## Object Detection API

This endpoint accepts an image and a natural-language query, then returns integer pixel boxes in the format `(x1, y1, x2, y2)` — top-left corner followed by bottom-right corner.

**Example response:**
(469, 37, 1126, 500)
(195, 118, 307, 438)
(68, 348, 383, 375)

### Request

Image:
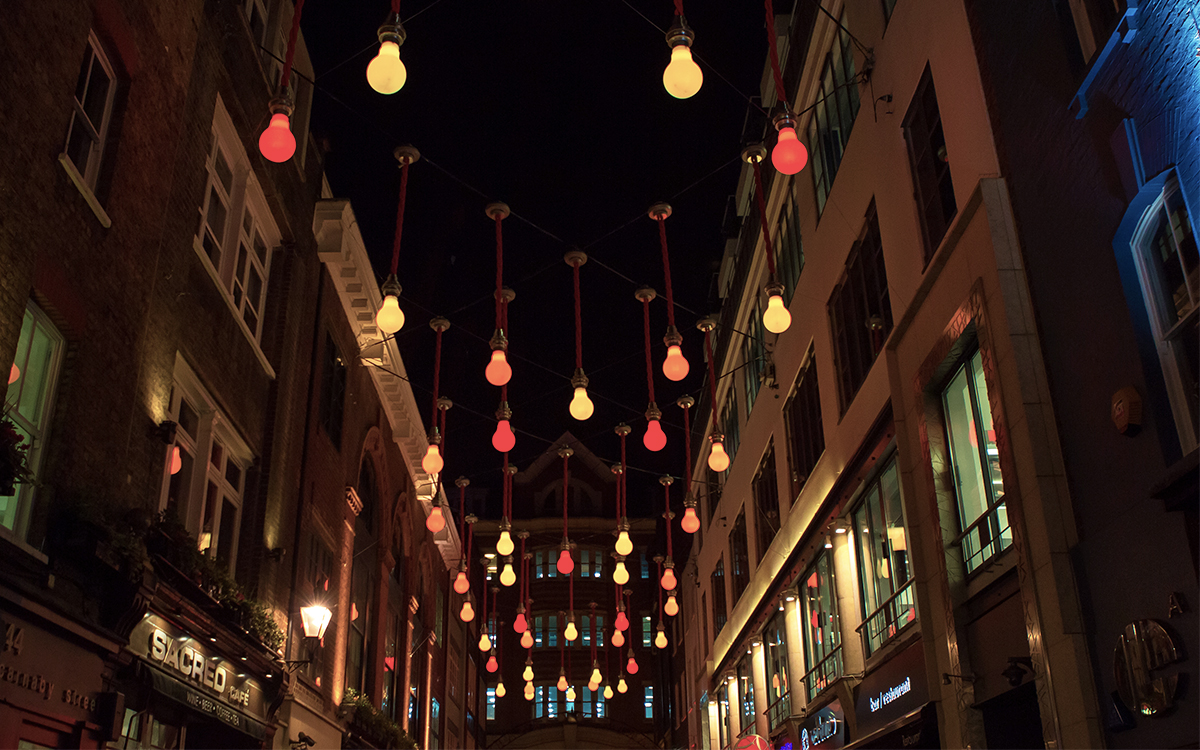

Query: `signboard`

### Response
(853, 639, 929, 738)
(799, 699, 844, 750)
(129, 614, 269, 734)
(0, 608, 106, 721)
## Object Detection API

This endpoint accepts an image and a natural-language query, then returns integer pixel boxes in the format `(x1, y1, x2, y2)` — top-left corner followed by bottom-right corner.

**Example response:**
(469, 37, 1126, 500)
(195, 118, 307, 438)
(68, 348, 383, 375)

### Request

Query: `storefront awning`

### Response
(844, 702, 937, 749)
(144, 664, 269, 741)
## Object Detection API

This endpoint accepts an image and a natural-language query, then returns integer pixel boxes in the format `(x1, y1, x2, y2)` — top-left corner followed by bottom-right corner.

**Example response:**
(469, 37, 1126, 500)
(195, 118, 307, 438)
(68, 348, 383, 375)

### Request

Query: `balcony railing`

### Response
(955, 500, 1013, 574)
(766, 691, 791, 731)
(803, 645, 843, 700)
(857, 579, 917, 656)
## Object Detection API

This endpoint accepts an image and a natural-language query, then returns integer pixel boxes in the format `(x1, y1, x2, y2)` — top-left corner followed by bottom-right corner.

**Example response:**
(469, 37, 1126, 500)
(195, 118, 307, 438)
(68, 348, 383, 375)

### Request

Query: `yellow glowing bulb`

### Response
(478, 633, 491, 652)
(495, 681, 506, 698)
(763, 293, 791, 334)
(459, 600, 474, 622)
(662, 344, 689, 381)
(564, 621, 579, 641)
(665, 595, 679, 616)
(615, 530, 633, 556)
(708, 440, 730, 472)
(613, 561, 630, 585)
(612, 628, 626, 648)
(524, 682, 535, 700)
(520, 630, 533, 649)
(590, 667, 602, 684)
(604, 684, 614, 699)
(617, 677, 628, 693)
(523, 664, 534, 681)
(497, 530, 515, 556)
(557, 673, 568, 691)
(376, 294, 405, 335)
(500, 562, 516, 587)
(566, 686, 577, 701)
(655, 629, 668, 649)
(663, 44, 703, 99)
(366, 40, 407, 94)
(422, 444, 444, 474)
(569, 386, 595, 420)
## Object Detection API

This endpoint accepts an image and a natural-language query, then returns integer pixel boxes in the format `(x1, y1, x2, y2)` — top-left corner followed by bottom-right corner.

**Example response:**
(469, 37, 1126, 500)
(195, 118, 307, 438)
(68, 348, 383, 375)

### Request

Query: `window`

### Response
(783, 348, 824, 501)
(711, 557, 727, 634)
(642, 615, 653, 648)
(743, 303, 766, 412)
(194, 97, 279, 344)
(319, 333, 346, 448)
(829, 203, 892, 412)
(640, 550, 650, 579)
(701, 592, 709, 648)
(1130, 177, 1199, 452)
(486, 687, 496, 721)
(752, 445, 780, 562)
(853, 455, 916, 655)
(705, 464, 723, 523)
(160, 356, 251, 572)
(644, 685, 654, 719)
(579, 548, 604, 578)
(943, 349, 1012, 573)
(580, 614, 604, 646)
(242, 0, 268, 49)
(3, 302, 65, 539)
(800, 551, 842, 699)
(63, 32, 116, 193)
(722, 388, 741, 463)
(764, 611, 791, 730)
(718, 686, 731, 749)
(806, 12, 861, 215)
(737, 654, 755, 733)
(775, 194, 805, 299)
(434, 583, 444, 644)
(429, 697, 441, 750)
(730, 510, 750, 595)
(484, 555, 498, 582)
(580, 687, 605, 718)
(904, 66, 956, 262)
(345, 555, 372, 693)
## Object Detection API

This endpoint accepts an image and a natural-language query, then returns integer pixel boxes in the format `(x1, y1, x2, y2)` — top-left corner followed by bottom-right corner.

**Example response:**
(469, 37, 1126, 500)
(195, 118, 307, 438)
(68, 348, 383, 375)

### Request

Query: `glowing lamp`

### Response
(613, 560, 630, 585)
(521, 630, 533, 648)
(258, 112, 296, 163)
(763, 292, 791, 334)
(454, 571, 469, 595)
(495, 681, 506, 698)
(557, 548, 574, 576)
(169, 446, 183, 475)
(497, 529, 515, 556)
(681, 506, 700, 533)
(569, 386, 595, 420)
(367, 40, 407, 94)
(500, 562, 516, 587)
(524, 682, 535, 700)
(486, 654, 498, 673)
(615, 610, 629, 631)
(662, 345, 689, 381)
(604, 683, 614, 699)
(376, 294, 405, 335)
(7, 364, 19, 384)
(492, 419, 516, 453)
(663, 45, 703, 99)
(299, 604, 332, 639)
(615, 530, 633, 556)
(617, 676, 628, 693)
(459, 600, 475, 622)
(557, 672, 568, 691)
(708, 439, 730, 472)
(425, 505, 445, 534)
(566, 686, 577, 702)
(513, 611, 527, 633)
(661, 567, 677, 591)
(523, 664, 534, 682)
(478, 632, 491, 652)
(665, 595, 679, 617)
(421, 444, 443, 475)
(612, 628, 626, 648)
(626, 653, 639, 675)
(771, 125, 808, 175)
(590, 666, 603, 685)
(588, 679, 599, 692)
(485, 350, 512, 386)
(655, 628, 668, 649)
(564, 619, 579, 642)
(644, 419, 667, 451)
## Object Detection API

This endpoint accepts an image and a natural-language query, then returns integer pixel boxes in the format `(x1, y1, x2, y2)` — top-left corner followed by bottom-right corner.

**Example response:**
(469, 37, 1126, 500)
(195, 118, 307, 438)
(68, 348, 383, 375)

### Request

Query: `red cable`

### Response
(495, 214, 504, 329)
(562, 453, 570, 538)
(458, 483, 467, 565)
(705, 327, 721, 434)
(655, 218, 678, 330)
(279, 0, 305, 90)
(656, 560, 664, 613)
(519, 534, 527, 604)
(390, 159, 410, 276)
(503, 454, 510, 518)
(466, 520, 473, 569)
(618, 431, 628, 518)
(391, 0, 401, 15)
(764, 0, 790, 107)
(664, 482, 674, 559)
(751, 160, 778, 277)
(673, 0, 685, 16)
(480, 569, 488, 625)
(682, 406, 693, 498)
(641, 298, 656, 405)
(615, 464, 622, 526)
(572, 262, 583, 370)
(431, 326, 443, 418)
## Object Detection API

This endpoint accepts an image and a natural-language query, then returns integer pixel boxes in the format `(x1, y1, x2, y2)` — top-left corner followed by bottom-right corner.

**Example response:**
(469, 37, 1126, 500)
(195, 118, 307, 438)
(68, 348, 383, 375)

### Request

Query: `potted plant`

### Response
(0, 413, 33, 496)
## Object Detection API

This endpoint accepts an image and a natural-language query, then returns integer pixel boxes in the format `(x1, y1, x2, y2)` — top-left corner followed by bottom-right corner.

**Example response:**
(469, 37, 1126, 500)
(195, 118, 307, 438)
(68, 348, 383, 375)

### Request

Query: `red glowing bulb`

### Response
(557, 548, 574, 576)
(514, 613, 527, 633)
(615, 611, 629, 631)
(453, 571, 469, 595)
(644, 419, 667, 451)
(492, 419, 516, 452)
(169, 446, 183, 475)
(771, 126, 808, 175)
(681, 506, 700, 534)
(486, 655, 498, 673)
(626, 654, 639, 675)
(258, 113, 296, 163)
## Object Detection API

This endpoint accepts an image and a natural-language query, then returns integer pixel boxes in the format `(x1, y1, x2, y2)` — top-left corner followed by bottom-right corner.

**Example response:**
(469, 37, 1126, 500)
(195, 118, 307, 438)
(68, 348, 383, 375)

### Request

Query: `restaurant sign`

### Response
(800, 700, 844, 750)
(854, 639, 928, 738)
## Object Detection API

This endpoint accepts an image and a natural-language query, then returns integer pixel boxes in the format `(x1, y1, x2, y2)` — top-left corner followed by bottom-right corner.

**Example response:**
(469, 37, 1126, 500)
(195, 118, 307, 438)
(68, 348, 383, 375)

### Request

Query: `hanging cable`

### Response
(566, 251, 594, 421)
(650, 203, 690, 383)
(485, 203, 513, 387)
(746, 148, 793, 334)
(677, 397, 700, 533)
(636, 288, 667, 452)
(375, 147, 419, 335)
(702, 320, 731, 472)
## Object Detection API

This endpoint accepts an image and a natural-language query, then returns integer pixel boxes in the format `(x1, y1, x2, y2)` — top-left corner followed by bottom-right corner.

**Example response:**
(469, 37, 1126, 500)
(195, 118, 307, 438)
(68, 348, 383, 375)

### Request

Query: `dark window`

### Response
(319, 333, 346, 447)
(806, 12, 861, 215)
(743, 303, 767, 413)
(723, 388, 741, 462)
(711, 557, 727, 634)
(783, 349, 824, 501)
(828, 203, 892, 413)
(701, 591, 709, 648)
(705, 465, 723, 524)
(776, 195, 805, 300)
(752, 444, 780, 563)
(904, 66, 956, 262)
(730, 509, 750, 596)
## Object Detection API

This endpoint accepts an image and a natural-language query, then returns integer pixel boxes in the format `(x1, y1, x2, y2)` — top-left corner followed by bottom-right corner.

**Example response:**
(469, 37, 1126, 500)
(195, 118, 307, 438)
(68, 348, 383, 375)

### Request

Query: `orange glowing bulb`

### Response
(612, 628, 625, 648)
(661, 568, 677, 591)
(644, 419, 667, 451)
(681, 506, 700, 533)
(453, 570, 469, 594)
(459, 600, 475, 622)
(492, 419, 516, 452)
(557, 548, 574, 575)
(771, 126, 808, 175)
(485, 349, 512, 386)
(662, 344, 689, 381)
(708, 440, 730, 472)
(520, 630, 533, 649)
(617, 676, 628, 693)
(169, 446, 183, 475)
(655, 629, 667, 649)
(425, 505, 445, 533)
(495, 681, 506, 698)
(665, 595, 679, 616)
(258, 112, 296, 163)
(421, 444, 443, 474)
(486, 655, 498, 673)
(557, 673, 568, 691)
(626, 654, 639, 674)
(524, 682, 535, 700)
(7, 364, 19, 384)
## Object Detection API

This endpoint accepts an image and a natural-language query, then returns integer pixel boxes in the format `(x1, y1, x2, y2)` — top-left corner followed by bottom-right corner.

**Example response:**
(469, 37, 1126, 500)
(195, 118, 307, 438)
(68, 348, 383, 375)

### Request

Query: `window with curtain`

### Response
(800, 551, 842, 699)
(853, 455, 916, 655)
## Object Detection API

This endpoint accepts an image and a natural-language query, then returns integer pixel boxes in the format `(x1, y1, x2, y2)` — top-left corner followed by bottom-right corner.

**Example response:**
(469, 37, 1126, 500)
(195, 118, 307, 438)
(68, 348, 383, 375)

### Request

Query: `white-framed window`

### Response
(194, 96, 279, 345)
(1130, 176, 1199, 453)
(63, 31, 117, 192)
(160, 354, 252, 571)
(3, 302, 66, 540)
(242, 0, 268, 50)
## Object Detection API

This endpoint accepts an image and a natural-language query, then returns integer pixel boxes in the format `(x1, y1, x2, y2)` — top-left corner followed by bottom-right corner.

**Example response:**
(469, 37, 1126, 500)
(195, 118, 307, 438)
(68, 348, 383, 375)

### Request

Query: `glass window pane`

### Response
(81, 60, 111, 131)
(943, 363, 988, 528)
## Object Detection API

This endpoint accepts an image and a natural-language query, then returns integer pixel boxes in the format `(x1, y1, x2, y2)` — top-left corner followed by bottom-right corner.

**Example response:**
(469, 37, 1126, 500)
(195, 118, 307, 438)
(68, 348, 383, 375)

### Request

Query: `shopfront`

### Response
(118, 613, 277, 748)
(846, 640, 937, 749)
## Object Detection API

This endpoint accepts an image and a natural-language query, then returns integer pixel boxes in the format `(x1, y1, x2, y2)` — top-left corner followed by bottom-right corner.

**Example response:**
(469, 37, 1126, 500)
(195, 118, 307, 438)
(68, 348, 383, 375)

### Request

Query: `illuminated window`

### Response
(486, 687, 496, 720)
(640, 551, 650, 579)
(783, 348, 824, 502)
(854, 455, 916, 654)
(63, 32, 116, 194)
(738, 654, 755, 731)
(429, 697, 441, 750)
(806, 11, 861, 215)
(763, 611, 791, 731)
(642, 616, 653, 648)
(904, 66, 956, 263)
(800, 551, 842, 699)
(644, 685, 654, 719)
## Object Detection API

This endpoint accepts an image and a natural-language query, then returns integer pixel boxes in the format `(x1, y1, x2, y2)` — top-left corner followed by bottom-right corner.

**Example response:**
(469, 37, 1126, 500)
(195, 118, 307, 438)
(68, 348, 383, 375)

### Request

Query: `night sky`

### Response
(301, 0, 769, 520)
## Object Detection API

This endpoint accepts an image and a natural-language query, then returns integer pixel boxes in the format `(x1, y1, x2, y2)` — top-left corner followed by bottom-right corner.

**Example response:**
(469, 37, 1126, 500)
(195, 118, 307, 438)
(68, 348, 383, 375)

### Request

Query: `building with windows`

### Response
(679, 1, 1197, 749)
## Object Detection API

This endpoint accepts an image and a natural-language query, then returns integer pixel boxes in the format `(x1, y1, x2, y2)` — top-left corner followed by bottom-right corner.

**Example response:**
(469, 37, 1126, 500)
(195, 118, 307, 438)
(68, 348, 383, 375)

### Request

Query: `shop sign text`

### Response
(869, 677, 911, 712)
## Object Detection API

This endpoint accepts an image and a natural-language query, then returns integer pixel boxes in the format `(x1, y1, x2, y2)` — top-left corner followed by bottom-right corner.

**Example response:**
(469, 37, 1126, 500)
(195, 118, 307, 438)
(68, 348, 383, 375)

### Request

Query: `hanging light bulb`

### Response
(425, 504, 446, 534)
(590, 664, 603, 685)
(523, 662, 534, 682)
(376, 276, 406, 335)
(617, 676, 628, 694)
(478, 632, 491, 652)
(513, 608, 527, 633)
(459, 600, 475, 622)
(8, 363, 19, 384)
(454, 570, 469, 595)
(763, 286, 791, 334)
(486, 654, 498, 672)
(615, 609, 629, 632)
(644, 418, 667, 452)
(612, 628, 626, 648)
(495, 680, 506, 698)
(258, 100, 296, 163)
(655, 626, 668, 650)
(169, 445, 183, 475)
(566, 685, 577, 702)
(588, 678, 599, 692)
(771, 113, 808, 175)
(681, 503, 700, 534)
(662, 14, 702, 99)
(615, 526, 634, 556)
(421, 438, 444, 474)
(524, 681, 535, 701)
(569, 386, 594, 420)
(557, 546, 574, 576)
(613, 559, 630, 586)
(497, 527, 515, 556)
(500, 561, 516, 587)
(662, 328, 689, 381)
(557, 671, 568, 691)
(661, 564, 677, 591)
(564, 617, 579, 642)
(604, 682, 614, 700)
(492, 402, 516, 452)
(366, 16, 407, 94)
(485, 348, 512, 387)
(521, 629, 534, 649)
(626, 651, 639, 675)
(665, 594, 679, 617)
(708, 436, 730, 472)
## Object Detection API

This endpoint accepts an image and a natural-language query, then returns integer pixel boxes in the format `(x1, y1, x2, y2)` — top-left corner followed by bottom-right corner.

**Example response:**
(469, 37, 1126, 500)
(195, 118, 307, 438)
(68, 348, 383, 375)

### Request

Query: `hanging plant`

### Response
(0, 412, 34, 497)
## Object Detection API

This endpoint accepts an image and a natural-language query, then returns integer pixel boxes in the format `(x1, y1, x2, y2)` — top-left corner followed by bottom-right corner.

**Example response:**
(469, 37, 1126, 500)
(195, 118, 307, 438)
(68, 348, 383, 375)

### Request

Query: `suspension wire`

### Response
(641, 298, 656, 406)
(704, 327, 721, 435)
(390, 158, 411, 276)
(750, 159, 778, 278)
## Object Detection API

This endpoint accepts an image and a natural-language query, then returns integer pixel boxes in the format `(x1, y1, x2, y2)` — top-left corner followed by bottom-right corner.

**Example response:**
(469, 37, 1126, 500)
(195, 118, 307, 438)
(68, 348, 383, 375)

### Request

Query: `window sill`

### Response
(58, 154, 112, 229)
(0, 523, 50, 565)
(189, 236, 277, 379)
